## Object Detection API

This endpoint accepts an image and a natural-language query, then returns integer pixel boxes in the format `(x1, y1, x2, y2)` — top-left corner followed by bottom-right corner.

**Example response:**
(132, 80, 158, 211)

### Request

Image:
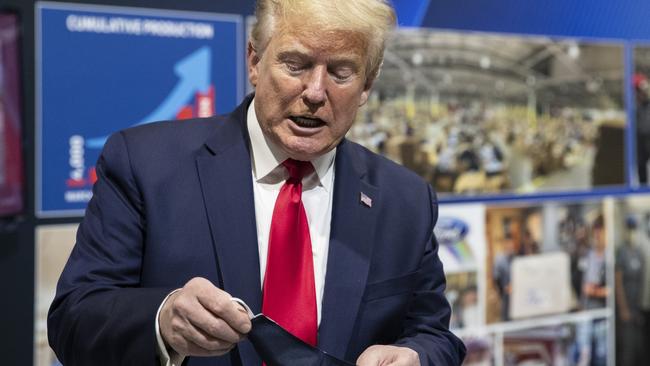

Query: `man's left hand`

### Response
(356, 345, 420, 366)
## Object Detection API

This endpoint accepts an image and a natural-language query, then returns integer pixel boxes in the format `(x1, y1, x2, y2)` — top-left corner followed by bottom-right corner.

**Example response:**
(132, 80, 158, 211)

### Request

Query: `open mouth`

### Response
(289, 116, 326, 128)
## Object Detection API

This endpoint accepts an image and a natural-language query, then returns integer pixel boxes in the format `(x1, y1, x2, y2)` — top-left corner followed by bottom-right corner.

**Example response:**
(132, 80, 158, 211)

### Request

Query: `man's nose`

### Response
(302, 66, 327, 105)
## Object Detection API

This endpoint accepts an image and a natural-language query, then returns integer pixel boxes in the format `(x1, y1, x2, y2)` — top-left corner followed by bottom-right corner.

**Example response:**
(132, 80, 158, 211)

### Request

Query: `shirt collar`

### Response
(247, 98, 336, 191)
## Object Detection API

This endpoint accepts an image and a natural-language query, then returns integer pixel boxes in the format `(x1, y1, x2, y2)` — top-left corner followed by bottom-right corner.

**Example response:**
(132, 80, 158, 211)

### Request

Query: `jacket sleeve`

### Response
(47, 131, 173, 366)
(394, 184, 467, 365)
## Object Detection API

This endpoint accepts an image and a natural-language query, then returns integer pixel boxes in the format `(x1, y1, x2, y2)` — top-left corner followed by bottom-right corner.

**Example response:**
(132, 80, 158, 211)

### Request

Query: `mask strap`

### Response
(231, 297, 255, 319)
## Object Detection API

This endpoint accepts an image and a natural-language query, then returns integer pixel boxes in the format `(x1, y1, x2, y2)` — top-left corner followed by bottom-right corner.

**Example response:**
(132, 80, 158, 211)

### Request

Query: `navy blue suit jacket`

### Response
(48, 95, 465, 365)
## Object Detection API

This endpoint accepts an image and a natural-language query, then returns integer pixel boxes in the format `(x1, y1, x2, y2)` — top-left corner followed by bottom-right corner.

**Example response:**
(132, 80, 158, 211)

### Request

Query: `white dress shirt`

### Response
(157, 99, 335, 366)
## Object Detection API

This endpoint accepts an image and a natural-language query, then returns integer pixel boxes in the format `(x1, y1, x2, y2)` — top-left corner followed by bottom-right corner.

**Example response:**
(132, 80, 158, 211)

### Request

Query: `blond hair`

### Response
(251, 0, 396, 81)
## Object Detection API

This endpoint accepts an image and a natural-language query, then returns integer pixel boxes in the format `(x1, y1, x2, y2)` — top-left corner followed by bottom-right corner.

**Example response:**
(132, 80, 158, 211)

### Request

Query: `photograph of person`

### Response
(486, 206, 543, 323)
(611, 196, 650, 366)
(557, 206, 609, 313)
(633, 48, 650, 185)
(614, 217, 644, 366)
(485, 201, 607, 324)
(347, 30, 626, 197)
(446, 272, 480, 330)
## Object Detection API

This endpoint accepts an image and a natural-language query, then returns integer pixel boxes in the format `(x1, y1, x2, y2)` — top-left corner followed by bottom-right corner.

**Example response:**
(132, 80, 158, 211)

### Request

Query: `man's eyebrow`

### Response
(327, 59, 359, 70)
(276, 50, 309, 60)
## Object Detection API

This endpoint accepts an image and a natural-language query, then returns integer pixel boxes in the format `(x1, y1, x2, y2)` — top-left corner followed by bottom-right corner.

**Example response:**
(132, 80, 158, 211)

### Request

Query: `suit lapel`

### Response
(195, 97, 262, 365)
(318, 140, 379, 360)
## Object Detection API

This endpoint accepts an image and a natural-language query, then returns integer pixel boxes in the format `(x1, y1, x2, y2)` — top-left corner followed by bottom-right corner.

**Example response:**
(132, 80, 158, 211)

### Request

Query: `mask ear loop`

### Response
(231, 297, 255, 319)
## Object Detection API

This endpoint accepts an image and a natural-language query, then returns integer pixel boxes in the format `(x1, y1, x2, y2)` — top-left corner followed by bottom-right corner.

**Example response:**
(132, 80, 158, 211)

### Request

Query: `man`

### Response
(582, 215, 607, 310)
(492, 234, 515, 321)
(48, 1, 465, 365)
(614, 216, 645, 366)
(635, 73, 650, 184)
(575, 215, 608, 366)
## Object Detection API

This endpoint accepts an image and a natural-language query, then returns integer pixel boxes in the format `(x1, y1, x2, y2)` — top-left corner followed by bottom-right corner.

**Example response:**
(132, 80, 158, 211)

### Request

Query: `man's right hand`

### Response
(160, 277, 252, 357)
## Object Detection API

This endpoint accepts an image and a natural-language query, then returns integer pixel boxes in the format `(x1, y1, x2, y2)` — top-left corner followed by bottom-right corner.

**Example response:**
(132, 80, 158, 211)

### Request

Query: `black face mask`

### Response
(232, 298, 355, 366)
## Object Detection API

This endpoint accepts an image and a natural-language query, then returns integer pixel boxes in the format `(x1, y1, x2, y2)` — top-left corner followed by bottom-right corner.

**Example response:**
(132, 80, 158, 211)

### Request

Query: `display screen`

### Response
(0, 11, 23, 217)
(349, 29, 626, 199)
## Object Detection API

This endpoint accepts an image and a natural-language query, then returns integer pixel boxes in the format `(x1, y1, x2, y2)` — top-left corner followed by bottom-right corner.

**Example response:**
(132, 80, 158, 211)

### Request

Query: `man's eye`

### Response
(285, 62, 303, 73)
(331, 69, 353, 82)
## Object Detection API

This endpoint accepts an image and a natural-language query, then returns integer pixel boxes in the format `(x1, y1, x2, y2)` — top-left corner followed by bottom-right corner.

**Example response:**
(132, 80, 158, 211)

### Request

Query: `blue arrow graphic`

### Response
(87, 46, 212, 149)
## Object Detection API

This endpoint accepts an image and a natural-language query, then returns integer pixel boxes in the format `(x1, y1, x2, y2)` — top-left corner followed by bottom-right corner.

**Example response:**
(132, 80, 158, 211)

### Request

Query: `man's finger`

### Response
(163, 321, 216, 357)
(197, 289, 252, 334)
(386, 358, 410, 366)
(357, 345, 419, 366)
(169, 306, 238, 355)
(161, 278, 249, 357)
(186, 306, 244, 344)
(181, 321, 237, 354)
(356, 345, 384, 366)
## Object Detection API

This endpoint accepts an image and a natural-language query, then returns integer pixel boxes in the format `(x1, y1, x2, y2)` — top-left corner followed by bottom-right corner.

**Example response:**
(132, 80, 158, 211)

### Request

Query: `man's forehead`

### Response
(272, 29, 367, 61)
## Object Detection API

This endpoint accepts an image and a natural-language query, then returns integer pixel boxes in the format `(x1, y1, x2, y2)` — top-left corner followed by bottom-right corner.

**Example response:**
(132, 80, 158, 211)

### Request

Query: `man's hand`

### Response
(356, 345, 420, 366)
(159, 277, 252, 357)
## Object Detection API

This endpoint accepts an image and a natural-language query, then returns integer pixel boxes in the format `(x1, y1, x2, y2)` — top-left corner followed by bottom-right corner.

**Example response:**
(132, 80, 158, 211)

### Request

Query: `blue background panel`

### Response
(37, 3, 243, 216)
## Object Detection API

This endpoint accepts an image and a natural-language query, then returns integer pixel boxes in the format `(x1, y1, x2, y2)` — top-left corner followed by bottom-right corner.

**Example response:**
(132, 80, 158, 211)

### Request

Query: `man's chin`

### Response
(281, 141, 331, 162)
(283, 149, 323, 162)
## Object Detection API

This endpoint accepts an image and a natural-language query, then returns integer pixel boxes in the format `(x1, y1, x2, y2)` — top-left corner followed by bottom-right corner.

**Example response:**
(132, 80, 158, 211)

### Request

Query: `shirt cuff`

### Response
(155, 289, 185, 366)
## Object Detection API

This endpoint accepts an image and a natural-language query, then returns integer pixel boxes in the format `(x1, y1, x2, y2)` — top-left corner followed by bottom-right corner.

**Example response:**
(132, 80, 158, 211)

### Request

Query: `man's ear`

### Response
(359, 74, 376, 106)
(247, 41, 260, 87)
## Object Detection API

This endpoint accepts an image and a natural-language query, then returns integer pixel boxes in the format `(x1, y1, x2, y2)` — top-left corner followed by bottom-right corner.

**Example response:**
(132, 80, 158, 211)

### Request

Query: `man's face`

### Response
(593, 227, 605, 251)
(248, 26, 373, 161)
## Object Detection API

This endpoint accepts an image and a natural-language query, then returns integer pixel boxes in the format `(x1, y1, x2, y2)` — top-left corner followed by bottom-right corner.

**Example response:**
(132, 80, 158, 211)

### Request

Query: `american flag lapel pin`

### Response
(360, 192, 372, 208)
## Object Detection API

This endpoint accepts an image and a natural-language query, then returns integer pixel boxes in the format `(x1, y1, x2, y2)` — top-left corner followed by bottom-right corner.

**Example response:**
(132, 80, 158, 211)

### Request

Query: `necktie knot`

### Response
(283, 159, 313, 182)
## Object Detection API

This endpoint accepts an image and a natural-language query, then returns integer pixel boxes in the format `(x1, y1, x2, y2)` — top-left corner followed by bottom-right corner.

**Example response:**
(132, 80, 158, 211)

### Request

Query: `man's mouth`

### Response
(289, 116, 326, 128)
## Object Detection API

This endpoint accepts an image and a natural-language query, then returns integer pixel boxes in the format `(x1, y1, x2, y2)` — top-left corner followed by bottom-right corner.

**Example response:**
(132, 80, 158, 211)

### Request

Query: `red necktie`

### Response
(262, 159, 317, 346)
